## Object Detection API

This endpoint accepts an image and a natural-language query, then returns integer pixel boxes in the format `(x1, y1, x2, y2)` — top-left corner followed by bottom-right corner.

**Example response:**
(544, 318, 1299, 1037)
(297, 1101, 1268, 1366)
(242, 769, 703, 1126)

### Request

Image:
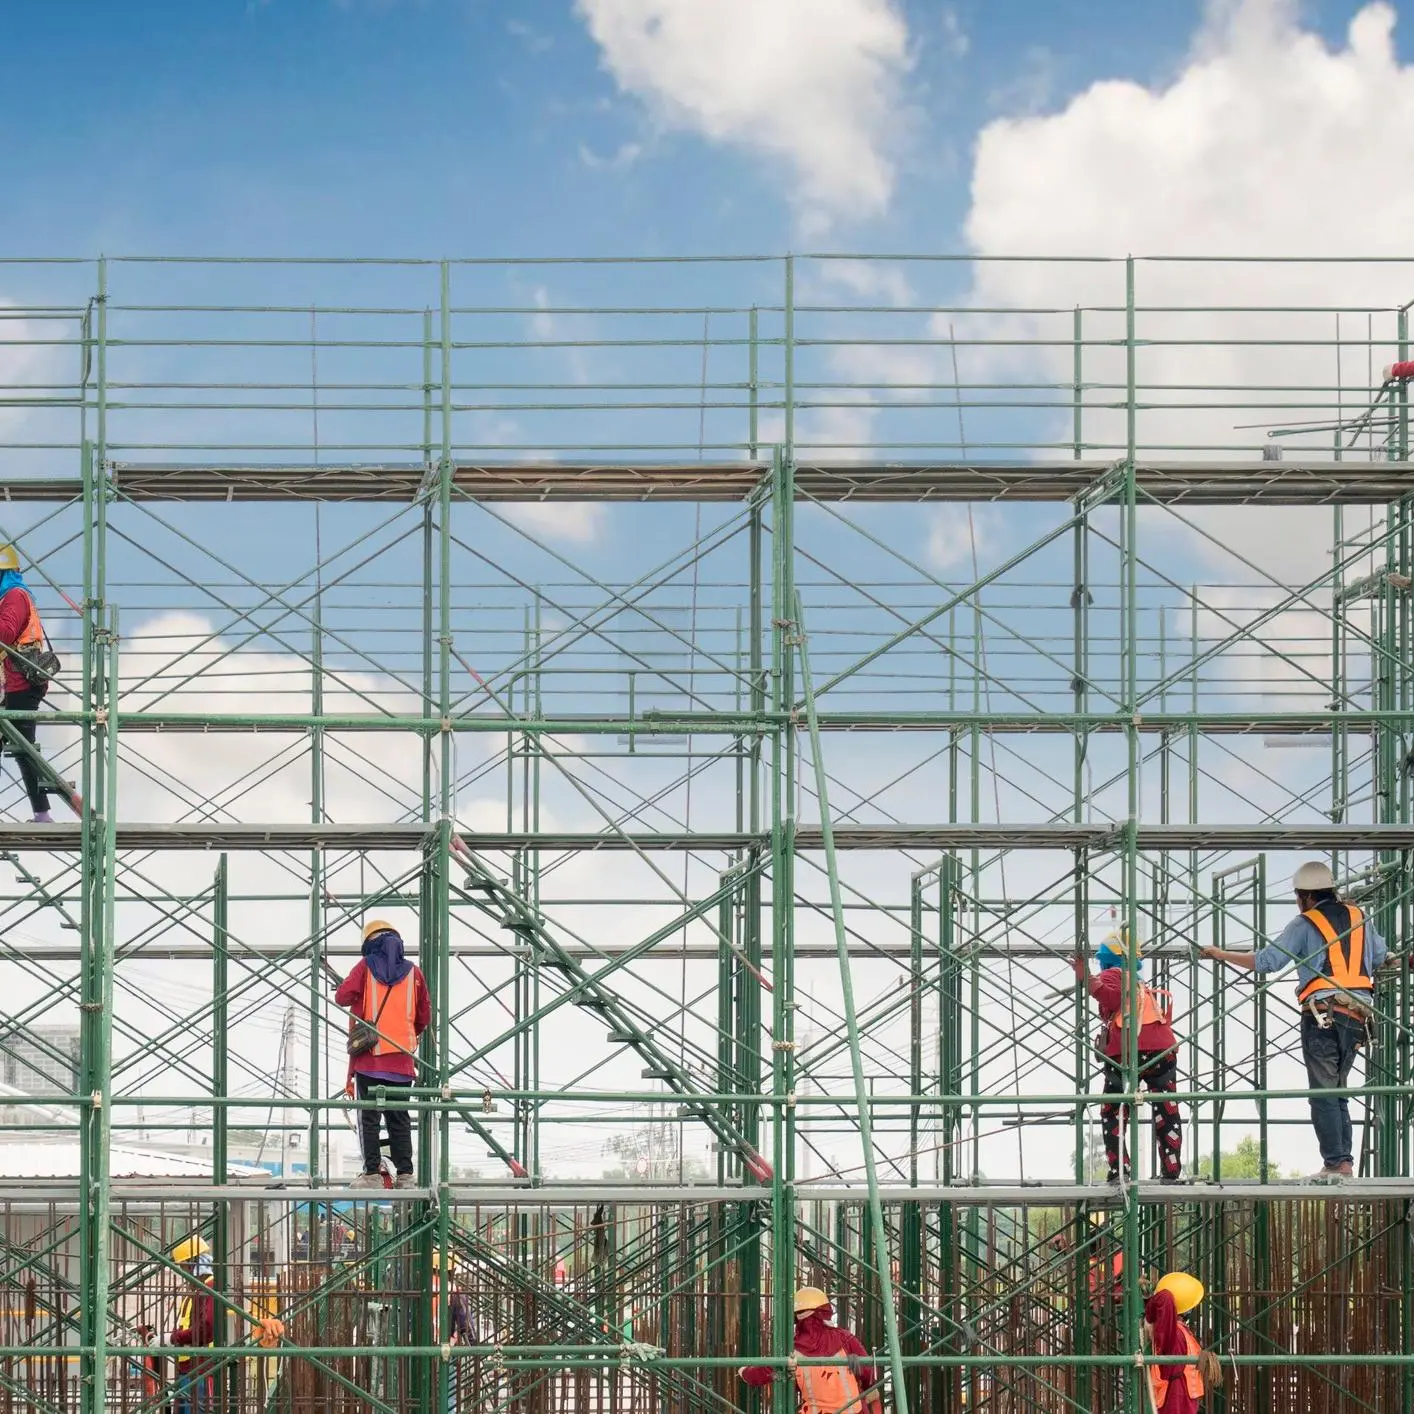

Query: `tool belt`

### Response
(1306, 989, 1374, 1040)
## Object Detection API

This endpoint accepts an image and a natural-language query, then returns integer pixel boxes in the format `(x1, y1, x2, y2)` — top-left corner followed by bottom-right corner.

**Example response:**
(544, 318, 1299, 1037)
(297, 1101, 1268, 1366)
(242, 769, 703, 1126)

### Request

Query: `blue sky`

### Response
(0, 0, 1391, 258)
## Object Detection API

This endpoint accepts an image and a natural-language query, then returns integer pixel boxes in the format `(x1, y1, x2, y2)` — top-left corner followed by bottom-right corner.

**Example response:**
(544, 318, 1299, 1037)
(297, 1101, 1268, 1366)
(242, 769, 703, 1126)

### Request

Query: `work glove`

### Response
(255, 1317, 285, 1348)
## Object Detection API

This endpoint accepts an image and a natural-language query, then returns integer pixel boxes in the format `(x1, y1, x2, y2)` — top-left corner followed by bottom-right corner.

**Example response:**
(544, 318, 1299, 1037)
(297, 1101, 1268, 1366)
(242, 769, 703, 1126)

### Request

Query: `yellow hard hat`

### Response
(362, 919, 395, 941)
(171, 1235, 210, 1265)
(793, 1286, 829, 1316)
(1155, 1271, 1204, 1314)
(0, 546, 19, 572)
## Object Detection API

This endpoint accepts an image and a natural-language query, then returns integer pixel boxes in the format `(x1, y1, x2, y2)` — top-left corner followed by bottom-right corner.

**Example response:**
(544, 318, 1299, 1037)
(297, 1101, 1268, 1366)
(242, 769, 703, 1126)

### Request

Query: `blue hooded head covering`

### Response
(0, 569, 28, 597)
(1096, 926, 1143, 974)
(363, 927, 413, 986)
(1097, 944, 1143, 975)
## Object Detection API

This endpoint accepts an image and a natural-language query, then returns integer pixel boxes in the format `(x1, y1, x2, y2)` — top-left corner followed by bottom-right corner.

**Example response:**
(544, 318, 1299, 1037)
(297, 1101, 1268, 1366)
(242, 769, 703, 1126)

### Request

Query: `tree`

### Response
(1028, 1207, 1066, 1242)
(1196, 1135, 1285, 1181)
(1069, 1133, 1109, 1185)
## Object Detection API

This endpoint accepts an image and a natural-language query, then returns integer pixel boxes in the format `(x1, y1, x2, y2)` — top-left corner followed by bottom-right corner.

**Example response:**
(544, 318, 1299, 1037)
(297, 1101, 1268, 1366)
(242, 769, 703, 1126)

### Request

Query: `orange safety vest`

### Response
(359, 971, 417, 1057)
(1297, 904, 1373, 1004)
(795, 1364, 882, 1414)
(1108, 980, 1170, 1035)
(1149, 1322, 1204, 1407)
(0, 589, 43, 670)
(1088, 1250, 1123, 1298)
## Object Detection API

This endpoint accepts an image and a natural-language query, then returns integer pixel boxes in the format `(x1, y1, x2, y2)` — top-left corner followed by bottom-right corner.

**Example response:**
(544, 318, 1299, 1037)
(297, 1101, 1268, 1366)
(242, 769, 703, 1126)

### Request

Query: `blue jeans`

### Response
(1301, 1010, 1365, 1167)
(175, 1370, 209, 1414)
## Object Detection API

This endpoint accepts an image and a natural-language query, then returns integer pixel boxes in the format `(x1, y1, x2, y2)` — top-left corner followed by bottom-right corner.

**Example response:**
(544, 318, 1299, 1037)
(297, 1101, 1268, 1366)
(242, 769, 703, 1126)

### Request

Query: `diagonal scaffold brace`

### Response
(794, 589, 912, 1414)
(449, 836, 774, 1183)
(0, 711, 82, 816)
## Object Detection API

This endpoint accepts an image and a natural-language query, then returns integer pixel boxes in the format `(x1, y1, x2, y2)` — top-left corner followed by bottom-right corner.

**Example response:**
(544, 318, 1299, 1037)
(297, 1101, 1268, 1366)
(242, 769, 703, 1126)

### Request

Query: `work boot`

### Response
(393, 1174, 418, 1190)
(1308, 1165, 1348, 1182)
(350, 1172, 384, 1189)
(31, 811, 52, 824)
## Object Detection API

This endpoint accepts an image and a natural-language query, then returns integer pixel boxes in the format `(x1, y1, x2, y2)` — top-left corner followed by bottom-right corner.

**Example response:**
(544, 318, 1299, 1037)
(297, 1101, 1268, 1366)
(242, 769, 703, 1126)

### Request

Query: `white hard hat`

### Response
(1293, 861, 1334, 892)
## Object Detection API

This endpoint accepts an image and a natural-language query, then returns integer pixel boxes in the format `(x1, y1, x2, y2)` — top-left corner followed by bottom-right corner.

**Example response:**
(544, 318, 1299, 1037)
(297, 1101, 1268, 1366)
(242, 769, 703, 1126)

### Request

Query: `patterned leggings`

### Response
(1101, 1051, 1182, 1179)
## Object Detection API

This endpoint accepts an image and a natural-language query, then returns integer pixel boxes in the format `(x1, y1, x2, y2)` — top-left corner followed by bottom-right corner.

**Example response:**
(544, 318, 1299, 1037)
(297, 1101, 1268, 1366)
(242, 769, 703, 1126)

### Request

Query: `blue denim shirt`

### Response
(1252, 910, 1387, 990)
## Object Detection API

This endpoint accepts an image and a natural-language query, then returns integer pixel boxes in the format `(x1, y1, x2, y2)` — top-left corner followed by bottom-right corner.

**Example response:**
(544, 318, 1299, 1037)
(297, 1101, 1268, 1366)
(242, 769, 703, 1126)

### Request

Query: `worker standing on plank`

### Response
(169, 1235, 216, 1414)
(335, 919, 430, 1189)
(0, 545, 60, 822)
(1073, 927, 1183, 1183)
(739, 1286, 882, 1414)
(1201, 860, 1386, 1179)
(1143, 1271, 1222, 1413)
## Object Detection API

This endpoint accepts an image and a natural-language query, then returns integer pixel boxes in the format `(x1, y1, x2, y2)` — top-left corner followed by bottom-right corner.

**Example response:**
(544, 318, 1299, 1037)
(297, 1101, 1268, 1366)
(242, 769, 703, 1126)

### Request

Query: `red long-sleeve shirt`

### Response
(741, 1314, 877, 1390)
(1086, 969, 1176, 1060)
(170, 1282, 215, 1375)
(334, 961, 430, 1081)
(1144, 1293, 1200, 1414)
(0, 587, 35, 696)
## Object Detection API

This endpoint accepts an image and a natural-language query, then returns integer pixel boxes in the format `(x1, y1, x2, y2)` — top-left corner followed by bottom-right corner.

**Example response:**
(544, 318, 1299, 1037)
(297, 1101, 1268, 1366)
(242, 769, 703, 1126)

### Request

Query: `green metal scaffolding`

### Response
(0, 253, 1410, 1412)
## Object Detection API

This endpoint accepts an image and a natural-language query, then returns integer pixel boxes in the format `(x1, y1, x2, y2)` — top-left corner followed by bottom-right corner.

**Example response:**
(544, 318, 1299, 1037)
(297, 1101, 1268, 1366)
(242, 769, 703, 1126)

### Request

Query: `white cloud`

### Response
(940, 5, 969, 58)
(0, 305, 64, 443)
(577, 139, 644, 170)
(507, 18, 554, 54)
(985, 44, 1056, 115)
(927, 504, 990, 571)
(502, 500, 608, 544)
(574, 0, 911, 222)
(961, 0, 1414, 582)
(968, 1, 1414, 262)
(809, 258, 916, 308)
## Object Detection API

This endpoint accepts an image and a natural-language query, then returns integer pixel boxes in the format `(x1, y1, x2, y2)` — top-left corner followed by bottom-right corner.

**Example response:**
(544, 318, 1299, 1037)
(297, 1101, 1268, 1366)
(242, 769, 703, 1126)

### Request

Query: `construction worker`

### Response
(739, 1286, 882, 1413)
(434, 1253, 474, 1413)
(1143, 1271, 1222, 1412)
(129, 1324, 163, 1406)
(335, 919, 430, 1189)
(169, 1235, 216, 1414)
(1072, 927, 1183, 1182)
(1083, 1212, 1124, 1308)
(0, 545, 59, 822)
(1201, 860, 1386, 1179)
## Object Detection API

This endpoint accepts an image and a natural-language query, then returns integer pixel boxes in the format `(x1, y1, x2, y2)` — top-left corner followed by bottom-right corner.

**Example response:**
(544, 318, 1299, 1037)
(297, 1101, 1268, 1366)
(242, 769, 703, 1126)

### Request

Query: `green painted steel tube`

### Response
(769, 443, 797, 1414)
(796, 589, 911, 1414)
(1120, 259, 1143, 1414)
(211, 855, 231, 1410)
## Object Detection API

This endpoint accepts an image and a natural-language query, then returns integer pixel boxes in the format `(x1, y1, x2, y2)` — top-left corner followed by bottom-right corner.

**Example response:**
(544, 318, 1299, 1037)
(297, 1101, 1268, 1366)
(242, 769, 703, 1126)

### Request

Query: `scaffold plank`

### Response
(7, 1179, 1411, 1205)
(27, 456, 1406, 504)
(0, 821, 1409, 851)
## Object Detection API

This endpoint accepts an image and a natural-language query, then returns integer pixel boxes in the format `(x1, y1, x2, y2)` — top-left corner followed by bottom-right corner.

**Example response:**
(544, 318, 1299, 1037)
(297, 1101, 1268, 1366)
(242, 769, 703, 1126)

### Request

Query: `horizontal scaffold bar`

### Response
(32, 709, 1407, 735)
(2, 821, 1413, 851)
(5, 1179, 1412, 1206)
(0, 456, 1410, 504)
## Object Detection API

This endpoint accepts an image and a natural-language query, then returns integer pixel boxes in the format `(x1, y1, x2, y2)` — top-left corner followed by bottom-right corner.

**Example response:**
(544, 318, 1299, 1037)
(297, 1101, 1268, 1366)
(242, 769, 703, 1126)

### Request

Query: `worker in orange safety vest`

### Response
(1073, 925, 1183, 1183)
(1202, 860, 1386, 1179)
(335, 919, 430, 1189)
(1143, 1271, 1221, 1413)
(739, 1287, 883, 1414)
